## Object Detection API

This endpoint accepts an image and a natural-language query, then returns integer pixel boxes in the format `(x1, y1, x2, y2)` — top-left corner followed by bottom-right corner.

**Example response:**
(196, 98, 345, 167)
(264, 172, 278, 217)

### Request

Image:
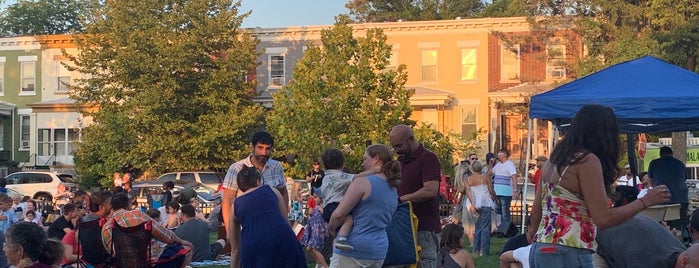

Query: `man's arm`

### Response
(222, 188, 237, 234)
(399, 180, 439, 203)
(277, 186, 289, 209)
(511, 174, 520, 200)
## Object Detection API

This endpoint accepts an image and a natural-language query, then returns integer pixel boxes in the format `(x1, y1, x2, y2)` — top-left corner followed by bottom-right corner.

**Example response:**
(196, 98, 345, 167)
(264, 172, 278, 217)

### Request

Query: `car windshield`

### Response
(190, 184, 218, 201)
(57, 174, 76, 183)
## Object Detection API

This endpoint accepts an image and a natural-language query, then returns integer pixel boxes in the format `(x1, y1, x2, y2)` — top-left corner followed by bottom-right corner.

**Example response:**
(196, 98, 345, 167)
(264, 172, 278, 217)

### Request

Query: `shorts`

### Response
(322, 202, 339, 223)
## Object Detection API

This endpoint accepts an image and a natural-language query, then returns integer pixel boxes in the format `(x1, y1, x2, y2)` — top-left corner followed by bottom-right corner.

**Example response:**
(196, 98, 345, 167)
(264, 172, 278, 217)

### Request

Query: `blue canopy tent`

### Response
(530, 56, 699, 133)
(519, 56, 699, 230)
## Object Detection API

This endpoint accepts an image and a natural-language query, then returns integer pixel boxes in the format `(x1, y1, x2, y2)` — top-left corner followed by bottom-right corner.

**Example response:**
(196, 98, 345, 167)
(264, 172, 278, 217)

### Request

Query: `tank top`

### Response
(469, 184, 495, 209)
(533, 166, 596, 250)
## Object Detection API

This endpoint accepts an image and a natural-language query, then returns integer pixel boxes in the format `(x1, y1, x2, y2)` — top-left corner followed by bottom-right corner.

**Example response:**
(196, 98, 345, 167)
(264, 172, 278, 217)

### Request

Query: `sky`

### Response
(0, 0, 349, 29)
(239, 0, 349, 28)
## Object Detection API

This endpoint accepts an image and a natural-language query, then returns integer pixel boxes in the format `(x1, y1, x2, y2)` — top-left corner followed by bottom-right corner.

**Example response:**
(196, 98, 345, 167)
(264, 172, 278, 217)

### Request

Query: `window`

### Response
(20, 116, 30, 150)
(36, 128, 80, 156)
(421, 50, 437, 82)
(200, 173, 223, 185)
(181, 173, 195, 182)
(269, 55, 284, 87)
(21, 62, 36, 93)
(38, 129, 51, 156)
(386, 50, 399, 71)
(500, 44, 520, 81)
(460, 48, 477, 81)
(547, 44, 567, 80)
(57, 61, 70, 92)
(461, 105, 477, 139)
(0, 62, 4, 95)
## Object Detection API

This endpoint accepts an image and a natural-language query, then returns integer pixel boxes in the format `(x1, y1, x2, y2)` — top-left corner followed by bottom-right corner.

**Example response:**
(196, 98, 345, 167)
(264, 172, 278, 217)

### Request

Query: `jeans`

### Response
(495, 195, 512, 233)
(417, 231, 440, 268)
(472, 207, 492, 255)
(529, 242, 593, 268)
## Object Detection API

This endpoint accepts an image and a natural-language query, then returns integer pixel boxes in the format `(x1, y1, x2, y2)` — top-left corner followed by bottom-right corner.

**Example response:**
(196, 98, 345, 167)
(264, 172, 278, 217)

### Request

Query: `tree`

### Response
(345, 0, 485, 22)
(267, 15, 414, 178)
(70, 0, 263, 186)
(0, 0, 91, 36)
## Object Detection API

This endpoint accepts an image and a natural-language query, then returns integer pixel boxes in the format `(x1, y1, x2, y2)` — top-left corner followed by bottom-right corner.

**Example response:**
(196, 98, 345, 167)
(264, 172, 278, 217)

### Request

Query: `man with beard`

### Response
(389, 124, 442, 268)
(222, 131, 289, 235)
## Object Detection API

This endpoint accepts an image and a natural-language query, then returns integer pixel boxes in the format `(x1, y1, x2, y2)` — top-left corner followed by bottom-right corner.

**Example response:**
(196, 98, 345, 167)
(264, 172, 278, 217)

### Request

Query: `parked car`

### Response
(131, 179, 221, 209)
(153, 171, 224, 192)
(4, 171, 79, 201)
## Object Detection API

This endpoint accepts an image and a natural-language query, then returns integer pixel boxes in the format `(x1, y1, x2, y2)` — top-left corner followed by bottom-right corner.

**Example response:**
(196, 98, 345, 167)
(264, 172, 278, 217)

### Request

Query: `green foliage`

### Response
(345, 0, 485, 22)
(70, 0, 264, 186)
(0, 0, 92, 36)
(267, 15, 413, 178)
(413, 124, 485, 177)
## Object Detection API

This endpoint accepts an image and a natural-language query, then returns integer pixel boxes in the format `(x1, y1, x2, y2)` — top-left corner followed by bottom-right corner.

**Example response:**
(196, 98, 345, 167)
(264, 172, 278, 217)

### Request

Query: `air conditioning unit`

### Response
(271, 77, 284, 86)
(549, 67, 566, 79)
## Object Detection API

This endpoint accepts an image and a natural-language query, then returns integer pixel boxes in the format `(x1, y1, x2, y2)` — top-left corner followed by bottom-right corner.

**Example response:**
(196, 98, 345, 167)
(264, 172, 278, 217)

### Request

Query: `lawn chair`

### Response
(77, 217, 112, 268)
(111, 220, 153, 268)
(384, 201, 420, 267)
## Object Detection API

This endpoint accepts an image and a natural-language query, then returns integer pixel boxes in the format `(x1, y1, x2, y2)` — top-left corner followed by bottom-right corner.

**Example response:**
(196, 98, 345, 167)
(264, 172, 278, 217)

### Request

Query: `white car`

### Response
(154, 171, 224, 192)
(4, 171, 79, 201)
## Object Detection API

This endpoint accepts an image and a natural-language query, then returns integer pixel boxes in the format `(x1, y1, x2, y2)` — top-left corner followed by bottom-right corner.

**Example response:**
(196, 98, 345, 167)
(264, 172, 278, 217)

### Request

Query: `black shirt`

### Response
(47, 216, 74, 240)
(307, 170, 325, 188)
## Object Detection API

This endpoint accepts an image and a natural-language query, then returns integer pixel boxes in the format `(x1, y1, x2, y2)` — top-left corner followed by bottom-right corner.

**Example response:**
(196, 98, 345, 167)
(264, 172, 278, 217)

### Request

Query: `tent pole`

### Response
(521, 118, 533, 233)
(627, 134, 639, 187)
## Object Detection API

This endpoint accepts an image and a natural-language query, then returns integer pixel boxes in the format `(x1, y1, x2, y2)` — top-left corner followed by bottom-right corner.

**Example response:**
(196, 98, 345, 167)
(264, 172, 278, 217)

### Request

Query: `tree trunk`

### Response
(671, 131, 687, 163)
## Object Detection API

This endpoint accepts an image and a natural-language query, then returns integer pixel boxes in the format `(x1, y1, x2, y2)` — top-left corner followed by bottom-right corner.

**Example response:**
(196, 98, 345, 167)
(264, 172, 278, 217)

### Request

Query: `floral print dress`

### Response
(533, 166, 597, 250)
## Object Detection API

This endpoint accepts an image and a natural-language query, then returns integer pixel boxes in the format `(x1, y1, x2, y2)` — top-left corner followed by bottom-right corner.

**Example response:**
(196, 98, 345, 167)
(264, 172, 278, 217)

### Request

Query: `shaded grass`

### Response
(199, 232, 507, 268)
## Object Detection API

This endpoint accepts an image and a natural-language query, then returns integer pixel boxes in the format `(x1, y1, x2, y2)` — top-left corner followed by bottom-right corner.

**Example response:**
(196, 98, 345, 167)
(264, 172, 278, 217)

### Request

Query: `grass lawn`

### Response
(197, 232, 508, 268)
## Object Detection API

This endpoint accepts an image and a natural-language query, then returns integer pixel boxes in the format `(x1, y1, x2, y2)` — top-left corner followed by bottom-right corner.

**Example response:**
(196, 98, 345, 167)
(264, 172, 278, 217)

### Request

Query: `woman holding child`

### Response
(327, 144, 400, 267)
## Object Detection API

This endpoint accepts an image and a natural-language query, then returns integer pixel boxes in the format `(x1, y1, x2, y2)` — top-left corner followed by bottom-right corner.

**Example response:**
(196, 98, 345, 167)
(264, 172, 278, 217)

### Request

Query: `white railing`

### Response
(658, 138, 699, 146)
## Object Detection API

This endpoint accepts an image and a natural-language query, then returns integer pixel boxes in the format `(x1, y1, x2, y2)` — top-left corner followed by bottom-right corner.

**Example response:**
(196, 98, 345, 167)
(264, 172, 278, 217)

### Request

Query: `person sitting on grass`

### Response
(438, 223, 475, 268)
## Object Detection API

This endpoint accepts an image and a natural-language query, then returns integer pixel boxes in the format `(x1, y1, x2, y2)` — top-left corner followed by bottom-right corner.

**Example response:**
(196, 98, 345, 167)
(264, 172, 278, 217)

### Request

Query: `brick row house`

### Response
(0, 16, 581, 169)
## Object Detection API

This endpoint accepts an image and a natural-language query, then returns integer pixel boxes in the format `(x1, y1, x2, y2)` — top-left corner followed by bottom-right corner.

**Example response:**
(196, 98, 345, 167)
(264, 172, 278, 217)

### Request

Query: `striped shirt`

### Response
(223, 155, 286, 191)
(492, 160, 517, 196)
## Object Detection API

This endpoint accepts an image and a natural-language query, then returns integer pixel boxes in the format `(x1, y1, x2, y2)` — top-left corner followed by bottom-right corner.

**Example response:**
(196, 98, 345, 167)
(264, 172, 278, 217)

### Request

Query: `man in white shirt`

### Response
(491, 149, 519, 236)
(616, 164, 639, 187)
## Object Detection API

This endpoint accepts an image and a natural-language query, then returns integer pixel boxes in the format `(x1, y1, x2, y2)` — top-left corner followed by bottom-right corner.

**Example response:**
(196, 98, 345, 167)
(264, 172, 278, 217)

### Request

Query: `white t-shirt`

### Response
(616, 175, 639, 186)
(513, 244, 532, 268)
(492, 160, 517, 196)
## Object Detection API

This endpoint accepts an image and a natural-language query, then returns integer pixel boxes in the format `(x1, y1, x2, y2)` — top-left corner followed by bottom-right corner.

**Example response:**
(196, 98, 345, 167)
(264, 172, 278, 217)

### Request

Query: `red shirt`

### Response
(533, 169, 542, 193)
(61, 230, 81, 265)
(397, 144, 442, 232)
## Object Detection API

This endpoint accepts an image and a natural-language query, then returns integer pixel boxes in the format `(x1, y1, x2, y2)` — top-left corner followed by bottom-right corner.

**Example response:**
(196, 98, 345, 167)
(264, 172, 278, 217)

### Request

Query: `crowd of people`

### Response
(5, 105, 699, 268)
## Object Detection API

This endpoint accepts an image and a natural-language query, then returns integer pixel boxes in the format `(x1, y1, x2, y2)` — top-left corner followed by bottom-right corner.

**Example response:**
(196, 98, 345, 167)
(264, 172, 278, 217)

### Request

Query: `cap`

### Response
(485, 152, 495, 162)
(624, 164, 630, 168)
(535, 156, 548, 162)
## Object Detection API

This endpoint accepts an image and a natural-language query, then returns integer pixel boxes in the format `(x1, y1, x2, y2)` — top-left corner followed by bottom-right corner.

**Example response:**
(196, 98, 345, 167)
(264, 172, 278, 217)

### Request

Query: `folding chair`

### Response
(111, 220, 153, 268)
(77, 217, 112, 268)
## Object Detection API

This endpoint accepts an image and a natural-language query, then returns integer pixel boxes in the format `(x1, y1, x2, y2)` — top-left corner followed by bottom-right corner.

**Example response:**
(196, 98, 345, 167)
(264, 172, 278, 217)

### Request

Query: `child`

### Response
(24, 210, 38, 224)
(146, 208, 168, 265)
(0, 193, 19, 233)
(300, 189, 328, 268)
(319, 148, 376, 251)
(438, 224, 475, 268)
(288, 181, 305, 229)
(162, 181, 174, 207)
(164, 201, 181, 230)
